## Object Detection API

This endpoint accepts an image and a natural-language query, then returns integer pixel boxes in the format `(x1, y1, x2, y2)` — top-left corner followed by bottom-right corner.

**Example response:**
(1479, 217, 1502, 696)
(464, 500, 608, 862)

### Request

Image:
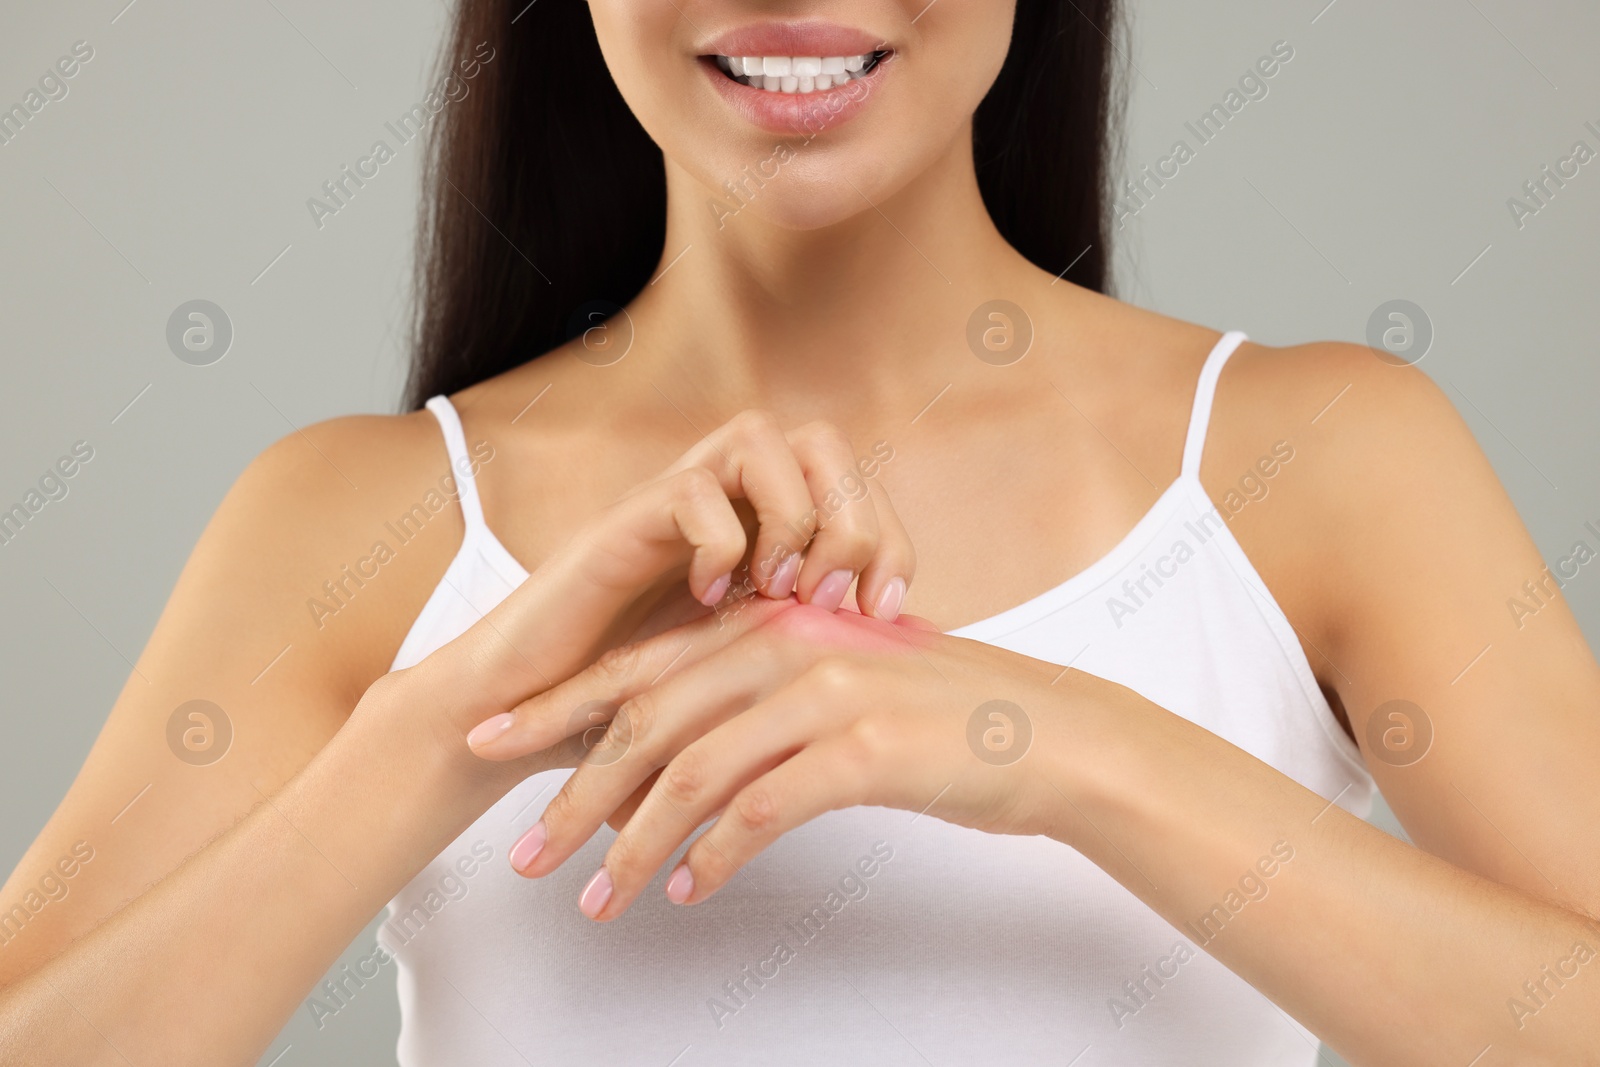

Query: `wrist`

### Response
(1027, 670, 1148, 848)
(342, 669, 523, 819)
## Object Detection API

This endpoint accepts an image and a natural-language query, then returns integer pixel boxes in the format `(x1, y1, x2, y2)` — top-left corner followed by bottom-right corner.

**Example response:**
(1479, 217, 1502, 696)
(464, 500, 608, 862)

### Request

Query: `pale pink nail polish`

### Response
(875, 576, 906, 622)
(466, 712, 516, 751)
(665, 864, 695, 905)
(701, 572, 732, 607)
(579, 867, 614, 918)
(768, 553, 801, 599)
(810, 569, 853, 612)
(509, 821, 546, 873)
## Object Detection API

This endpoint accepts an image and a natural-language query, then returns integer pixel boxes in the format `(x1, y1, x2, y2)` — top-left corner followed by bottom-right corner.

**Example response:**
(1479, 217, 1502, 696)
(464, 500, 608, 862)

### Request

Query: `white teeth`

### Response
(715, 54, 879, 93)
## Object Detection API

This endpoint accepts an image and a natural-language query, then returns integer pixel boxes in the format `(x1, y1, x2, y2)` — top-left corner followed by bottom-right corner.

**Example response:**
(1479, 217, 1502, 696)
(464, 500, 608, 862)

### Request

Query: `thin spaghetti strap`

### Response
(423, 395, 488, 532)
(1179, 330, 1249, 482)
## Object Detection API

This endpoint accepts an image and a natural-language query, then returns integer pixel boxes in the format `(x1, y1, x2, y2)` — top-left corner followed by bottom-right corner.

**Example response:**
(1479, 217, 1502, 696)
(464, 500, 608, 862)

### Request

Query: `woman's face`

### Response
(587, 1, 1017, 231)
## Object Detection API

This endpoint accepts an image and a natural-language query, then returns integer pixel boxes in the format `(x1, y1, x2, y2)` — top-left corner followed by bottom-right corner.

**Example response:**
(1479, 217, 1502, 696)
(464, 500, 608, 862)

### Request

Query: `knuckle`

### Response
(592, 641, 644, 688)
(659, 748, 707, 807)
(729, 408, 784, 444)
(609, 693, 652, 753)
(808, 656, 859, 698)
(361, 668, 412, 708)
(672, 465, 723, 506)
(691, 839, 736, 886)
(731, 786, 780, 834)
(846, 715, 895, 762)
(791, 420, 852, 455)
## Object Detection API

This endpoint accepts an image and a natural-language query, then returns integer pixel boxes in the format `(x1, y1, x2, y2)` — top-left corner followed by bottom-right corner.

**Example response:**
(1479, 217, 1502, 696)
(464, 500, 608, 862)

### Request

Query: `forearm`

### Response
(1044, 677, 1600, 1066)
(0, 692, 504, 1067)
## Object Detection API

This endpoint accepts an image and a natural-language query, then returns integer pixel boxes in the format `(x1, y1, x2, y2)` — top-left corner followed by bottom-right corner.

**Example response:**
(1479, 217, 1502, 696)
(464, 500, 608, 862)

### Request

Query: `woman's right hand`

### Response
(0, 410, 914, 1067)
(367, 409, 917, 787)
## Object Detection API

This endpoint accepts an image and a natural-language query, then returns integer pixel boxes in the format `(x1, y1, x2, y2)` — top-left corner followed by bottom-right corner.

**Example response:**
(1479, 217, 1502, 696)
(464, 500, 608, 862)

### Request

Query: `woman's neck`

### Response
(626, 126, 1065, 416)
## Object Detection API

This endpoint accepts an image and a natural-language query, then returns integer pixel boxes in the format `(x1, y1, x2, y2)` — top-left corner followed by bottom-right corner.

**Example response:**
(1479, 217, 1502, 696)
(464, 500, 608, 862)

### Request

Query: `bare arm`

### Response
(0, 414, 478, 1062)
(0, 406, 911, 1065)
(1103, 340, 1600, 1063)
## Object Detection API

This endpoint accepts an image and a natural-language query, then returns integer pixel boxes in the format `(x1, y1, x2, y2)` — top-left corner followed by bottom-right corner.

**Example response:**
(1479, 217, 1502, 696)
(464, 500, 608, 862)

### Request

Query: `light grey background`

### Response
(1, 2, 1594, 1065)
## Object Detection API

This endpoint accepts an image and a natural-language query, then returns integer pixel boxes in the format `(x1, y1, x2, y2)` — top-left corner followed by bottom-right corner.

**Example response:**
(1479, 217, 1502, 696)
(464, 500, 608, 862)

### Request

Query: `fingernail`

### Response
(701, 572, 732, 607)
(665, 864, 695, 905)
(579, 866, 614, 919)
(510, 821, 547, 873)
(466, 712, 516, 751)
(875, 576, 906, 622)
(810, 569, 853, 613)
(768, 553, 801, 599)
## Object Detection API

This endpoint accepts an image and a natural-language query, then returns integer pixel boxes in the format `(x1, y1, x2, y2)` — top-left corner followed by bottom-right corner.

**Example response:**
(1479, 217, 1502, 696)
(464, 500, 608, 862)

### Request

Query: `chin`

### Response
(693, 150, 896, 233)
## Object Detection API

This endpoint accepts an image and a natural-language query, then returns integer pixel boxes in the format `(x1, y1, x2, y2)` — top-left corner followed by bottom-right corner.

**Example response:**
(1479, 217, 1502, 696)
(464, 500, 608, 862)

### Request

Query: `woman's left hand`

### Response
(468, 597, 1087, 920)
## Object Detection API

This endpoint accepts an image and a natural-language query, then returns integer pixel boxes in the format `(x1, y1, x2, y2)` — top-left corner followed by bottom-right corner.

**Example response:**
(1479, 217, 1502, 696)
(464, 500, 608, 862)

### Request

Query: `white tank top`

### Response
(381, 330, 1373, 1065)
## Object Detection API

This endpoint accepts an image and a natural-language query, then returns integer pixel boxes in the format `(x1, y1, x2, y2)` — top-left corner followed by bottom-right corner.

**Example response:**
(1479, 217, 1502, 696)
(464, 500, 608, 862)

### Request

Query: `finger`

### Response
(431, 464, 752, 717)
(855, 476, 916, 621)
(782, 421, 881, 612)
(671, 736, 871, 907)
(662, 410, 819, 599)
(605, 769, 660, 831)
(516, 625, 803, 880)
(584, 464, 752, 608)
(464, 591, 791, 763)
(580, 687, 840, 919)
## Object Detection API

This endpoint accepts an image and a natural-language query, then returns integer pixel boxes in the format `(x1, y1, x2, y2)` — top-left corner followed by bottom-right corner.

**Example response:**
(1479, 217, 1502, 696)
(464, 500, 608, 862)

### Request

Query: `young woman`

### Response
(2, 2, 1597, 1064)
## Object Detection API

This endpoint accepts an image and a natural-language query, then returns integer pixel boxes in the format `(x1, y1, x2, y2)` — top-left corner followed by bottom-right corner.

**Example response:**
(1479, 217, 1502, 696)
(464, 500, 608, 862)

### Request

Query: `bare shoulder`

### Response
(1202, 337, 1539, 677)
(1206, 337, 1486, 533)
(0, 409, 471, 980)
(204, 408, 471, 703)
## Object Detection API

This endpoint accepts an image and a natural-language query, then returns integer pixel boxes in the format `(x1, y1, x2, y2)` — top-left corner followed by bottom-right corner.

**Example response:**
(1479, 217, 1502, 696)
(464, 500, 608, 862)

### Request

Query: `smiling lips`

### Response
(696, 22, 894, 133)
(709, 52, 887, 95)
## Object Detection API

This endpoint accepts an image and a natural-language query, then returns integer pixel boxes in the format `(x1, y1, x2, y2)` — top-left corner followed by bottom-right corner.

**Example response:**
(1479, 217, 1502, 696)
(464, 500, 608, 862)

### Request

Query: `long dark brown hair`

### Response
(405, 1, 1124, 410)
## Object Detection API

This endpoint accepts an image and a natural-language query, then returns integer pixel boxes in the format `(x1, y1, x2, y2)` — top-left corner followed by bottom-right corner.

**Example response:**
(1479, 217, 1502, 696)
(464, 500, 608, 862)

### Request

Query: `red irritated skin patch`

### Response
(756, 600, 941, 655)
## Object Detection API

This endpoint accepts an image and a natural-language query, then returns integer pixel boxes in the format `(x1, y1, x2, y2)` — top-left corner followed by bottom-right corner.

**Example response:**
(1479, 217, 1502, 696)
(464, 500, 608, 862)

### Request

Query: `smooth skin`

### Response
(4, 1, 1599, 1065)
